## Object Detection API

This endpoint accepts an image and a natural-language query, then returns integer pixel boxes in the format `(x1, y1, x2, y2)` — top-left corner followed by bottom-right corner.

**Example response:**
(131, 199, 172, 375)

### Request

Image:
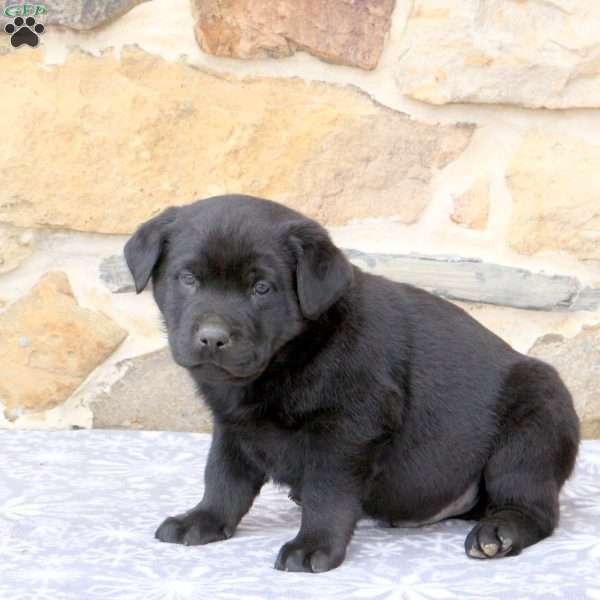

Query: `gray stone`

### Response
(529, 326, 600, 439)
(92, 348, 213, 432)
(345, 251, 600, 312)
(1, 0, 149, 30)
(100, 252, 600, 312)
(100, 254, 138, 293)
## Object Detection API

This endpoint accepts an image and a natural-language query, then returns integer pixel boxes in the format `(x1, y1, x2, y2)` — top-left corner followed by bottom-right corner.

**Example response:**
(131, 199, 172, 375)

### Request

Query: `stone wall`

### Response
(0, 0, 599, 437)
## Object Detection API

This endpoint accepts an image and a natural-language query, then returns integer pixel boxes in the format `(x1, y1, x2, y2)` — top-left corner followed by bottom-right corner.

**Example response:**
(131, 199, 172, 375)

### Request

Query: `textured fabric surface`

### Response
(1, 430, 598, 599)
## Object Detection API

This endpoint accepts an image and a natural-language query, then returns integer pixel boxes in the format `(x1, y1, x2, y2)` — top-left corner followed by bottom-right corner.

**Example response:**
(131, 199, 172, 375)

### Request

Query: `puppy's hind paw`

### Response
(465, 519, 518, 559)
(288, 491, 302, 506)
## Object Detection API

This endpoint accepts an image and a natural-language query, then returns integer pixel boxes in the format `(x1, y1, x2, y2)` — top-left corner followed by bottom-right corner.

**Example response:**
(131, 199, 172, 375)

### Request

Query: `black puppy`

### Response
(125, 194, 579, 573)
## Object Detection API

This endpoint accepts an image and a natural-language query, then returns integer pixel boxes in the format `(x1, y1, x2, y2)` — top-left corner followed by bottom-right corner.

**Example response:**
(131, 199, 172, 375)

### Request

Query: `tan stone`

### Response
(292, 108, 473, 226)
(0, 272, 127, 417)
(529, 326, 600, 439)
(451, 178, 490, 230)
(396, 0, 600, 109)
(0, 225, 37, 274)
(0, 48, 474, 234)
(192, 0, 395, 70)
(507, 132, 600, 260)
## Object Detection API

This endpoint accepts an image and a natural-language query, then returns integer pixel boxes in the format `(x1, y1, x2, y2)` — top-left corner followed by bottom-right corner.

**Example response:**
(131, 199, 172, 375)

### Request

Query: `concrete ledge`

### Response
(100, 251, 600, 312)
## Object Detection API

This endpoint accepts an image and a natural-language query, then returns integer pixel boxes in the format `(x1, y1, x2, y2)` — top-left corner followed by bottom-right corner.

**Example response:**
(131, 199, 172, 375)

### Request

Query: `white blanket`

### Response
(1, 431, 598, 599)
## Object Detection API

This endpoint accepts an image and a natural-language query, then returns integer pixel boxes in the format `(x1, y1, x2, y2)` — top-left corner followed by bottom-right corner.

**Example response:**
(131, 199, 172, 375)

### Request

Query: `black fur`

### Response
(125, 194, 580, 572)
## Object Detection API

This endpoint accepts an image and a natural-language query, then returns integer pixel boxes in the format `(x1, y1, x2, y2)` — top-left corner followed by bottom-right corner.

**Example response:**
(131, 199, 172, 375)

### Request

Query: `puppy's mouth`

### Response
(176, 358, 267, 384)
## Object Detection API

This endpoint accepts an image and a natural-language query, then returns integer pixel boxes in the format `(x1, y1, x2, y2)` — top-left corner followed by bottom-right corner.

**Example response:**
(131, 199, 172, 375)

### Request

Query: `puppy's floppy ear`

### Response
(286, 220, 354, 320)
(124, 207, 178, 294)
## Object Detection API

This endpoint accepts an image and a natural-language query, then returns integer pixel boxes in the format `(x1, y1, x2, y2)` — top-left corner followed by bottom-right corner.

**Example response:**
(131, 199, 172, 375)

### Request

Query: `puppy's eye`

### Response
(253, 281, 271, 296)
(179, 272, 197, 287)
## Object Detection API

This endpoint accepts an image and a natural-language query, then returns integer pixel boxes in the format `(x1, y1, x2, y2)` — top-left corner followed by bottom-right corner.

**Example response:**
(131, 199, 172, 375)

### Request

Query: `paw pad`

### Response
(4, 16, 45, 48)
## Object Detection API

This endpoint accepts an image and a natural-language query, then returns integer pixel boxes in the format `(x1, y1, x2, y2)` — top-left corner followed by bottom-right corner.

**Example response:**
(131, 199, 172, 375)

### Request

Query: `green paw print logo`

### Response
(3, 3, 48, 48)
(4, 15, 45, 47)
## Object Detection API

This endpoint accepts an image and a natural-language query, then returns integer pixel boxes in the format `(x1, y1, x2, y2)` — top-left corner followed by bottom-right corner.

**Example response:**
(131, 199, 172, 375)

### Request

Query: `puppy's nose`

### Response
(196, 324, 231, 351)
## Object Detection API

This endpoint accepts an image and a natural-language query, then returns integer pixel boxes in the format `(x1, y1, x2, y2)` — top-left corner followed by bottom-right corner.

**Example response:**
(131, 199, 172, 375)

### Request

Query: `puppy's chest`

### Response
(238, 423, 306, 487)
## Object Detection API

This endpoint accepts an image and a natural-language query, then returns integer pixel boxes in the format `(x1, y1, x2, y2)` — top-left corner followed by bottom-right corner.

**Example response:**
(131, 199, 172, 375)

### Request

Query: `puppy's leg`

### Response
(156, 426, 265, 546)
(466, 361, 579, 559)
(275, 459, 361, 573)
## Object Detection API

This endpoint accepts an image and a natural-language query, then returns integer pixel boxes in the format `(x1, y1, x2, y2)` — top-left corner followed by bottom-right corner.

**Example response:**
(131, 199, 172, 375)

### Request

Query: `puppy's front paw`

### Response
(465, 518, 518, 559)
(155, 509, 232, 546)
(274, 539, 345, 573)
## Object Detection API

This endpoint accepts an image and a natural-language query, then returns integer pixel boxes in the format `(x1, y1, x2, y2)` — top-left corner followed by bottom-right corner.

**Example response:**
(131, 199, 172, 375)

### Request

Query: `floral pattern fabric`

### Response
(1, 430, 599, 600)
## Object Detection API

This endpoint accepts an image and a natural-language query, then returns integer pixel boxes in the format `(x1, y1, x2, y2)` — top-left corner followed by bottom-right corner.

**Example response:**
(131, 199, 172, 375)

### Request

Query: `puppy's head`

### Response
(125, 196, 353, 385)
